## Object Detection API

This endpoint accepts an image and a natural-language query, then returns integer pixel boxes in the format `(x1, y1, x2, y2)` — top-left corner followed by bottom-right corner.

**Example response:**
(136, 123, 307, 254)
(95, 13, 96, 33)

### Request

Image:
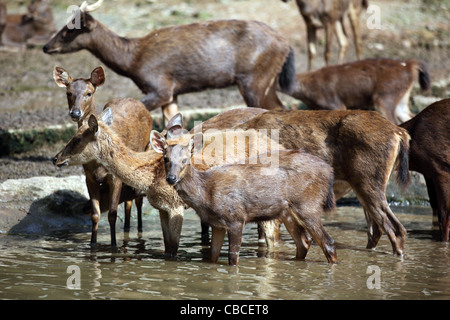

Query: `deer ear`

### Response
(165, 113, 183, 139)
(189, 133, 204, 155)
(150, 130, 167, 153)
(88, 114, 98, 133)
(53, 66, 72, 87)
(90, 66, 105, 87)
(101, 107, 113, 126)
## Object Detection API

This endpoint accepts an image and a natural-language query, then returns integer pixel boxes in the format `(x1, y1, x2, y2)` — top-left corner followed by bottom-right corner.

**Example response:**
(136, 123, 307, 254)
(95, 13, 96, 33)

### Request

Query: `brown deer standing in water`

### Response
(282, 58, 430, 124)
(235, 109, 411, 256)
(53, 66, 151, 248)
(151, 131, 337, 265)
(1, 0, 55, 47)
(282, 0, 368, 70)
(400, 99, 450, 242)
(43, 0, 296, 123)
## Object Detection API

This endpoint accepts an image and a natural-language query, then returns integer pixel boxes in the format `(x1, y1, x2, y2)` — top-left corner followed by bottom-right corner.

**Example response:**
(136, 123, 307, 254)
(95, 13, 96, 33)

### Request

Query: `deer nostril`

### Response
(70, 109, 81, 120)
(166, 174, 177, 185)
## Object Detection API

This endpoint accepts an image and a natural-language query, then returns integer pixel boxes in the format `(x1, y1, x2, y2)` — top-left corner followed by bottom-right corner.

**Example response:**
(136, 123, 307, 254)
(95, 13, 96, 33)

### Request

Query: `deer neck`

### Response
(88, 22, 140, 78)
(175, 165, 208, 209)
(95, 125, 162, 192)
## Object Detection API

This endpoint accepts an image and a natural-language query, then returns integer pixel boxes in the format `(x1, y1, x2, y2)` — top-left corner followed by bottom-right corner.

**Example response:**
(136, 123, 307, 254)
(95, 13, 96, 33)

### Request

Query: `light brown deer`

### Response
(400, 99, 450, 242)
(53, 108, 184, 258)
(282, 0, 368, 70)
(53, 66, 151, 248)
(282, 58, 430, 124)
(236, 109, 411, 256)
(151, 132, 337, 265)
(43, 0, 296, 123)
(1, 0, 55, 47)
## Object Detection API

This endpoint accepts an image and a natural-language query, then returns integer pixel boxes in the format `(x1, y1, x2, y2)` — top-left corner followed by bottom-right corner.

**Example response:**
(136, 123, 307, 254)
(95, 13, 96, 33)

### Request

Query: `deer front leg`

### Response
(108, 177, 123, 248)
(85, 175, 101, 248)
(211, 227, 226, 263)
(227, 223, 244, 266)
(158, 206, 184, 259)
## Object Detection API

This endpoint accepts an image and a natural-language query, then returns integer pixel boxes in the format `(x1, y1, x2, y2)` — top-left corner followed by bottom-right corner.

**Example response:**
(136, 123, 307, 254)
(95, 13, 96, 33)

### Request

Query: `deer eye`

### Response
(86, 92, 92, 97)
(182, 158, 187, 164)
(163, 156, 169, 163)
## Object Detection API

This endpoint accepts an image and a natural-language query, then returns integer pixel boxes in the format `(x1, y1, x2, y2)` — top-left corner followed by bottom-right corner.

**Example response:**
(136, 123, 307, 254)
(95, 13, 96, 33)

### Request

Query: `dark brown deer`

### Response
(53, 108, 186, 258)
(400, 99, 450, 242)
(43, 0, 296, 123)
(1, 0, 55, 47)
(282, 0, 368, 70)
(235, 109, 411, 256)
(282, 58, 430, 124)
(53, 66, 151, 248)
(151, 131, 337, 265)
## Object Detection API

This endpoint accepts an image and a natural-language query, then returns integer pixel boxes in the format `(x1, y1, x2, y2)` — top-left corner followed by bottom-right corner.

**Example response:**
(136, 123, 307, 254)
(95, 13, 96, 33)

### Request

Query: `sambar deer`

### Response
(43, 0, 296, 123)
(53, 66, 151, 248)
(281, 0, 368, 70)
(236, 109, 411, 256)
(400, 98, 450, 242)
(1, 0, 55, 47)
(151, 132, 337, 265)
(283, 58, 430, 124)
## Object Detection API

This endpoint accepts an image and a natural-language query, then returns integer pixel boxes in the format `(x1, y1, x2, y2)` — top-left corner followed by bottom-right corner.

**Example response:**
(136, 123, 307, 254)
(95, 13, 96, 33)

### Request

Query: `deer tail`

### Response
(395, 130, 411, 191)
(417, 60, 430, 90)
(279, 46, 296, 95)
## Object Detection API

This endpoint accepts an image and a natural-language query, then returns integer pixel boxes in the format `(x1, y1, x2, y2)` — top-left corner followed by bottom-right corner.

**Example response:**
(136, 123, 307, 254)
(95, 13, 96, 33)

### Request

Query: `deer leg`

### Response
(373, 97, 398, 125)
(364, 208, 383, 250)
(201, 222, 210, 245)
(84, 172, 102, 248)
(290, 206, 337, 263)
(348, 3, 363, 59)
(161, 96, 179, 125)
(258, 220, 281, 248)
(211, 226, 226, 263)
(135, 196, 144, 233)
(282, 212, 312, 260)
(158, 206, 184, 258)
(306, 24, 317, 71)
(433, 175, 450, 242)
(227, 223, 244, 266)
(124, 200, 132, 232)
(323, 23, 334, 66)
(108, 177, 122, 248)
(356, 188, 406, 255)
(425, 177, 440, 240)
(334, 20, 349, 64)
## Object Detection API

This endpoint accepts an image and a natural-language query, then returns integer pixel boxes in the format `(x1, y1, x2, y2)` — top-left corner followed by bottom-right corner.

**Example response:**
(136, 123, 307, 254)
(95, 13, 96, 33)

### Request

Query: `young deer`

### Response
(151, 132, 337, 265)
(53, 66, 151, 248)
(54, 108, 184, 258)
(400, 99, 450, 242)
(43, 0, 296, 123)
(236, 109, 411, 256)
(161, 111, 284, 248)
(283, 58, 430, 124)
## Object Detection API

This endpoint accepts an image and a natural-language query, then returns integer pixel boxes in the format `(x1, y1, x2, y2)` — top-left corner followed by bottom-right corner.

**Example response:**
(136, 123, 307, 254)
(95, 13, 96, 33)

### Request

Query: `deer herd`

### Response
(3, 0, 448, 266)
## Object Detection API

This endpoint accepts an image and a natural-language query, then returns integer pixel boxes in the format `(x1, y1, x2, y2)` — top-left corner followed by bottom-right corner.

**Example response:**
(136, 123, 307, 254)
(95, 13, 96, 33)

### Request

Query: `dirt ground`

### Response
(0, 0, 449, 182)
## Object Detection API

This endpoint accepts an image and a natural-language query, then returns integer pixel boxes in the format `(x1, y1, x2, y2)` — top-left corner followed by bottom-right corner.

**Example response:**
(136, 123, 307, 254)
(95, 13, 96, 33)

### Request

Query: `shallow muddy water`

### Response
(0, 206, 448, 300)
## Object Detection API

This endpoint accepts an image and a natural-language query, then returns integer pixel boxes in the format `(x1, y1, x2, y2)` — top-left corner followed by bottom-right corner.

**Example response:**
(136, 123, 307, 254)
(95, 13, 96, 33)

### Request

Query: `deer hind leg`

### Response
(237, 71, 283, 110)
(281, 212, 312, 260)
(289, 206, 337, 263)
(135, 196, 144, 233)
(395, 87, 415, 124)
(373, 96, 398, 124)
(354, 186, 406, 255)
(124, 200, 132, 232)
(227, 222, 245, 266)
(323, 23, 334, 66)
(211, 226, 226, 263)
(335, 20, 349, 64)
